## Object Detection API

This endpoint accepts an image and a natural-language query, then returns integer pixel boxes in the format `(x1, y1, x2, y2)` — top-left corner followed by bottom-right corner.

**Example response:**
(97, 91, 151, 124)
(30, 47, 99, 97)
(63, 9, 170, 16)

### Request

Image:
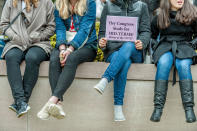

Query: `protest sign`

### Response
(106, 16, 138, 42)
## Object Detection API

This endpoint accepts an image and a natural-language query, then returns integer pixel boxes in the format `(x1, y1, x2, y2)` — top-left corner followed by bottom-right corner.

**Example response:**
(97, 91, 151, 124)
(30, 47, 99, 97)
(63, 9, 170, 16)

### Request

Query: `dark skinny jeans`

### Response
(5, 47, 49, 103)
(49, 47, 96, 101)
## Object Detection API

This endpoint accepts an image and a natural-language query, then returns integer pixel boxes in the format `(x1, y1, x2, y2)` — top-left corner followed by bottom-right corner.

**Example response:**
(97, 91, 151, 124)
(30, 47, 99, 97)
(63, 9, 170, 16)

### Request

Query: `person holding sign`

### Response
(94, 0, 151, 121)
(37, 0, 97, 120)
(150, 0, 197, 123)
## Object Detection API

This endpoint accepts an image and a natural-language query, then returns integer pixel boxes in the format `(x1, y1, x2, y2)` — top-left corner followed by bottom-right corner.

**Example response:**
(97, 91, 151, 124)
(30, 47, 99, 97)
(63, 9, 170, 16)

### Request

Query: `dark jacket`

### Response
(99, 0, 151, 60)
(151, 11, 197, 64)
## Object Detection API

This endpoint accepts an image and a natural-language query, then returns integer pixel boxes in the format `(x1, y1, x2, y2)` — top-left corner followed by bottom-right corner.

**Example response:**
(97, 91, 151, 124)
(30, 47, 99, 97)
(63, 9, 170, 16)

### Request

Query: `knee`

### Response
(157, 58, 172, 71)
(121, 42, 135, 60)
(50, 49, 60, 63)
(176, 60, 191, 72)
(123, 42, 135, 52)
(5, 49, 21, 62)
(25, 53, 40, 64)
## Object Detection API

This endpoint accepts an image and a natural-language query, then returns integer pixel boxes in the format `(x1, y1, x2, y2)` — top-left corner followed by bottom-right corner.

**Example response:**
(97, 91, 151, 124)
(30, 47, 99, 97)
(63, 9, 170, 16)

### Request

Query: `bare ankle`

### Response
(49, 96, 59, 104)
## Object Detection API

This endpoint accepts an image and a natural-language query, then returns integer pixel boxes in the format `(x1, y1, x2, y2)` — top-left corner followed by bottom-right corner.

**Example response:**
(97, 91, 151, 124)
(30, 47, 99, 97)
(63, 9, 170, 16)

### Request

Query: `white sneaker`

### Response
(94, 78, 108, 95)
(37, 101, 55, 120)
(114, 105, 126, 121)
(49, 102, 66, 119)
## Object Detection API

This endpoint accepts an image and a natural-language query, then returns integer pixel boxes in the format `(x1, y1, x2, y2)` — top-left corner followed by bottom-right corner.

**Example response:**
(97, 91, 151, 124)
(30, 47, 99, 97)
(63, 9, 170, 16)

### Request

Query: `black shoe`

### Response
(9, 103, 18, 113)
(179, 80, 196, 123)
(185, 107, 196, 123)
(150, 80, 168, 122)
(17, 102, 31, 118)
(150, 108, 163, 122)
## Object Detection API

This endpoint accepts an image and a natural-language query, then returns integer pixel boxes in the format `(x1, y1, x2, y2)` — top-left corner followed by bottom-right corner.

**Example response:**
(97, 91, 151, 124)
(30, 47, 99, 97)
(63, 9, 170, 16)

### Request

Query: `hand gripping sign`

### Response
(105, 16, 138, 42)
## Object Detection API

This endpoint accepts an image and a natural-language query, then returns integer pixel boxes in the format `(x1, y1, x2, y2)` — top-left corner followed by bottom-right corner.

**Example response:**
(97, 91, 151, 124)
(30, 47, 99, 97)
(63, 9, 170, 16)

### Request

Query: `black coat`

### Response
(99, 0, 151, 60)
(151, 11, 197, 64)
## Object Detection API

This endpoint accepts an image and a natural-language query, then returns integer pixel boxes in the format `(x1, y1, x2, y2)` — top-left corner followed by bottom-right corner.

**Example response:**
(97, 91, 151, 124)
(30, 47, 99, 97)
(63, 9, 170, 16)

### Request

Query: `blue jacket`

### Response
(54, 0, 97, 50)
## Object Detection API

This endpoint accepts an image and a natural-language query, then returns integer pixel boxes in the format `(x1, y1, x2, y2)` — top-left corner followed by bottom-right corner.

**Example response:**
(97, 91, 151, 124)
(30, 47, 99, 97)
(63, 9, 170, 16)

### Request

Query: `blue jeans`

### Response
(156, 52, 192, 80)
(103, 42, 143, 105)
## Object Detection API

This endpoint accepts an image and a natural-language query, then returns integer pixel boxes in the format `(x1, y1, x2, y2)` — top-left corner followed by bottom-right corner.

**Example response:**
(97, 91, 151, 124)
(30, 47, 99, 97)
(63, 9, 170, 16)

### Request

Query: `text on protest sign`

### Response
(105, 16, 138, 42)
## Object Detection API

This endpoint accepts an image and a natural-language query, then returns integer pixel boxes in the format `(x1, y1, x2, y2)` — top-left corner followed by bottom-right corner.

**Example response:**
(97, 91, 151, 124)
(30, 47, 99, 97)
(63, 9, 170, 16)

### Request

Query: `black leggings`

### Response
(5, 47, 49, 103)
(49, 47, 96, 101)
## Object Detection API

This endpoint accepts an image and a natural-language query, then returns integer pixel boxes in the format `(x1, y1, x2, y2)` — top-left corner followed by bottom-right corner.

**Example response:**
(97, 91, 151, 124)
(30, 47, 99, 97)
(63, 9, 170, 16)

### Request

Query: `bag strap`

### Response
(3, 8, 25, 35)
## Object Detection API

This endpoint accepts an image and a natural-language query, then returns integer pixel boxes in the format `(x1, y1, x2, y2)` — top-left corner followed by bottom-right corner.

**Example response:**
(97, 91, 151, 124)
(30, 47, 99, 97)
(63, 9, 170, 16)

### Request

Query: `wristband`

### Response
(60, 48, 66, 51)
(66, 48, 73, 53)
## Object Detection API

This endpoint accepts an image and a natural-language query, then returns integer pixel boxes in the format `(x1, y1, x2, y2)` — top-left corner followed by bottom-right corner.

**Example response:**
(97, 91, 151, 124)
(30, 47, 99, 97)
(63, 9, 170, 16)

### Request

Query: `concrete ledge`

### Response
(1, 60, 197, 81)
(0, 60, 197, 131)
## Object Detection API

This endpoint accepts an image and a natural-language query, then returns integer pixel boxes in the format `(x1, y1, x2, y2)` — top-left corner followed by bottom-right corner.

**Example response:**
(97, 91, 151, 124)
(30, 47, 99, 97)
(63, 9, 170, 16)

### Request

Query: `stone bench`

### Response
(0, 60, 197, 131)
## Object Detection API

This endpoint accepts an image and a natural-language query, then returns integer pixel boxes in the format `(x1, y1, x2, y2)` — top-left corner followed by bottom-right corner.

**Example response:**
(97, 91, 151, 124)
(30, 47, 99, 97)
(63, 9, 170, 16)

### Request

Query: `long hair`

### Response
(13, 0, 39, 12)
(56, 0, 87, 19)
(158, 0, 197, 29)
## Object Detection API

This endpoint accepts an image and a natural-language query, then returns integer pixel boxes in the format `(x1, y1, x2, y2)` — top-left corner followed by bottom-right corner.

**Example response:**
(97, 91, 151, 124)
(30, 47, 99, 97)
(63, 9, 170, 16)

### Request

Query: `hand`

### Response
(99, 37, 107, 48)
(12, 34, 22, 43)
(59, 50, 71, 67)
(29, 32, 41, 43)
(59, 44, 66, 51)
(135, 40, 143, 50)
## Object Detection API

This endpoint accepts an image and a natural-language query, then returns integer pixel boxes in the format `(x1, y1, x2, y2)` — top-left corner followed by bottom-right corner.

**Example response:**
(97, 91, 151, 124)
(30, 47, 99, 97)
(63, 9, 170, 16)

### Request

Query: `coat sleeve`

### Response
(137, 3, 151, 49)
(0, 0, 19, 41)
(97, 2, 108, 51)
(54, 9, 67, 49)
(40, 0, 55, 42)
(189, 20, 197, 46)
(98, 3, 107, 41)
(69, 0, 96, 49)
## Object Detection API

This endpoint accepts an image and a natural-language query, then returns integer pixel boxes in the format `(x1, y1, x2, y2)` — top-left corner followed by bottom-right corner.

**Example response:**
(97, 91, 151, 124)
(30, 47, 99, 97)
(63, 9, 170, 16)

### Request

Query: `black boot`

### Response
(179, 80, 196, 123)
(150, 80, 168, 122)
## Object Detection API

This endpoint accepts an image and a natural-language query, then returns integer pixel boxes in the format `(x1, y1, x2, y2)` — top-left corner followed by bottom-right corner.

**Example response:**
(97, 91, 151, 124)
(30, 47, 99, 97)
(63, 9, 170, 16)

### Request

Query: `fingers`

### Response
(135, 40, 142, 45)
(60, 55, 67, 67)
(135, 44, 143, 50)
(134, 40, 140, 45)
(99, 38, 107, 48)
(60, 55, 68, 67)
(59, 51, 65, 62)
(60, 51, 70, 67)
(135, 40, 143, 50)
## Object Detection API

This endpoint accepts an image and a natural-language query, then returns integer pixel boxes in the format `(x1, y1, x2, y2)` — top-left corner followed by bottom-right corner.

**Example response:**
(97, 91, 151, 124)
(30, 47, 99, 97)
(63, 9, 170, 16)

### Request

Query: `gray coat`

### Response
(0, 0, 55, 57)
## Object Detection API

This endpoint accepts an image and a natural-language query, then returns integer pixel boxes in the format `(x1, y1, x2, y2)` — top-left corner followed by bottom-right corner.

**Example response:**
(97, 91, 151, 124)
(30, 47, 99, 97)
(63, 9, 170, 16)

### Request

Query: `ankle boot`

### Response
(150, 80, 168, 122)
(179, 80, 196, 123)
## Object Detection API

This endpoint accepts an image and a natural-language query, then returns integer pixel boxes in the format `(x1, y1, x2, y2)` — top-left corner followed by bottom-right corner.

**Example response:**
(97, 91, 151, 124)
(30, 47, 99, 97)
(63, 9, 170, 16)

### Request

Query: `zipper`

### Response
(125, 0, 128, 16)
